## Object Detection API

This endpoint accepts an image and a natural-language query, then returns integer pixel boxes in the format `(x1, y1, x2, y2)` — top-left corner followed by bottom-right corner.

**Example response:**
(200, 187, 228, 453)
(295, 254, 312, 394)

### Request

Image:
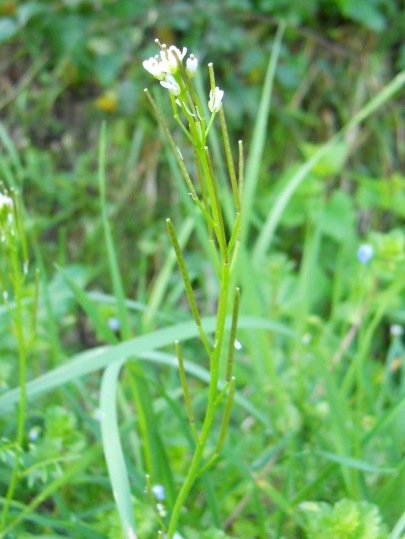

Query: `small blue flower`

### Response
(151, 484, 165, 501)
(28, 426, 40, 442)
(93, 408, 103, 422)
(390, 324, 403, 337)
(357, 243, 374, 264)
(107, 317, 120, 332)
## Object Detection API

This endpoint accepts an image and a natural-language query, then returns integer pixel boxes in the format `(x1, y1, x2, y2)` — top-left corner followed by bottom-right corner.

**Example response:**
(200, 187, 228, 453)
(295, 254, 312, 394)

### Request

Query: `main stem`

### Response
(166, 260, 231, 538)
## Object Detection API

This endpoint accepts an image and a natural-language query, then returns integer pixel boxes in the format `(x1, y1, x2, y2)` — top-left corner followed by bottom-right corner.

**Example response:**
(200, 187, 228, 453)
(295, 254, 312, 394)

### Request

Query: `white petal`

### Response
(143, 57, 165, 80)
(208, 87, 224, 113)
(169, 45, 187, 59)
(160, 74, 181, 96)
(0, 193, 13, 211)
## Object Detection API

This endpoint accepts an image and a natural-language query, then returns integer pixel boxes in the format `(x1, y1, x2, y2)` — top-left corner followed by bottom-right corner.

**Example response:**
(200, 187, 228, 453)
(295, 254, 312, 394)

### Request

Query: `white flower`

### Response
(186, 54, 198, 77)
(0, 193, 12, 211)
(208, 87, 224, 113)
(160, 45, 187, 74)
(160, 74, 181, 96)
(143, 56, 166, 80)
(156, 502, 167, 517)
(169, 45, 187, 58)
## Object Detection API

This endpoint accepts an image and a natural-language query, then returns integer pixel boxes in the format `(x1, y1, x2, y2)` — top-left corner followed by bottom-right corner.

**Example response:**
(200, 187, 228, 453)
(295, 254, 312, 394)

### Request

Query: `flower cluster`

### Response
(143, 40, 223, 113)
(143, 44, 188, 79)
(143, 43, 195, 97)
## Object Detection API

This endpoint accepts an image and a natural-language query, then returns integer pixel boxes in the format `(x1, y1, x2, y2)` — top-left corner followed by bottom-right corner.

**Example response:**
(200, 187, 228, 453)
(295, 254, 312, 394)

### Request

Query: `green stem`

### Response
(193, 146, 212, 227)
(166, 402, 217, 538)
(211, 260, 230, 379)
(227, 211, 241, 259)
(176, 340, 199, 443)
(144, 90, 199, 202)
(176, 60, 206, 133)
(166, 218, 212, 357)
(200, 147, 228, 263)
(226, 288, 240, 382)
(0, 252, 27, 531)
(238, 140, 244, 201)
(218, 107, 240, 212)
(215, 377, 236, 453)
(166, 257, 231, 538)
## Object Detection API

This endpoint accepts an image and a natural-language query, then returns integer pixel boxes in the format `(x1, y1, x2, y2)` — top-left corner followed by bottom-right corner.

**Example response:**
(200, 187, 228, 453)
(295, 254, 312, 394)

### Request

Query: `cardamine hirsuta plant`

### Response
(143, 41, 243, 538)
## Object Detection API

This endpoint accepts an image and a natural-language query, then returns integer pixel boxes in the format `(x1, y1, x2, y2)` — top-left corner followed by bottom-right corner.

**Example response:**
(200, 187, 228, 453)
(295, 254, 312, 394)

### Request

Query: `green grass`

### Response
(1, 3, 405, 538)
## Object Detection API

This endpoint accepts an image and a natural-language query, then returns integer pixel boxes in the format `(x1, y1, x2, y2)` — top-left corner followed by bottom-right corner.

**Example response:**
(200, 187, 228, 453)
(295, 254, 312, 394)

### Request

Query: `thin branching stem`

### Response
(144, 90, 199, 201)
(219, 107, 240, 212)
(166, 218, 212, 357)
(175, 341, 199, 443)
(226, 288, 240, 382)
(201, 147, 228, 263)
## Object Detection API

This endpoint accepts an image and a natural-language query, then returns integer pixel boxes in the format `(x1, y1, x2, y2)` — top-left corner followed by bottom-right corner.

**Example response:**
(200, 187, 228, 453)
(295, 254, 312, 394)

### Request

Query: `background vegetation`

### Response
(0, 0, 405, 537)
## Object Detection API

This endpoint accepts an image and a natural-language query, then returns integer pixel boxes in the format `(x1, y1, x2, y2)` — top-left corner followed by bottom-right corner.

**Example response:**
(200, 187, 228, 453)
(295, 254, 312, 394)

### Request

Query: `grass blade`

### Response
(390, 509, 405, 539)
(100, 358, 138, 539)
(98, 122, 131, 340)
(0, 316, 293, 423)
(241, 22, 286, 244)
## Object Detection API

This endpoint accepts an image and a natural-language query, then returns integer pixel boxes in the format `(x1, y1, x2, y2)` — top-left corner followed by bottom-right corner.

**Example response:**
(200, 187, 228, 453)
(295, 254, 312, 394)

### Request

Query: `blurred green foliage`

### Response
(1, 0, 404, 290)
(1, 1, 405, 537)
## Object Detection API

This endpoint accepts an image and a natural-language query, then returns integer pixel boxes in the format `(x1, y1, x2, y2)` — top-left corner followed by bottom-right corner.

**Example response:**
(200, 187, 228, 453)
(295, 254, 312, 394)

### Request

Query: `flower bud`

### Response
(208, 87, 224, 113)
(186, 54, 198, 77)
